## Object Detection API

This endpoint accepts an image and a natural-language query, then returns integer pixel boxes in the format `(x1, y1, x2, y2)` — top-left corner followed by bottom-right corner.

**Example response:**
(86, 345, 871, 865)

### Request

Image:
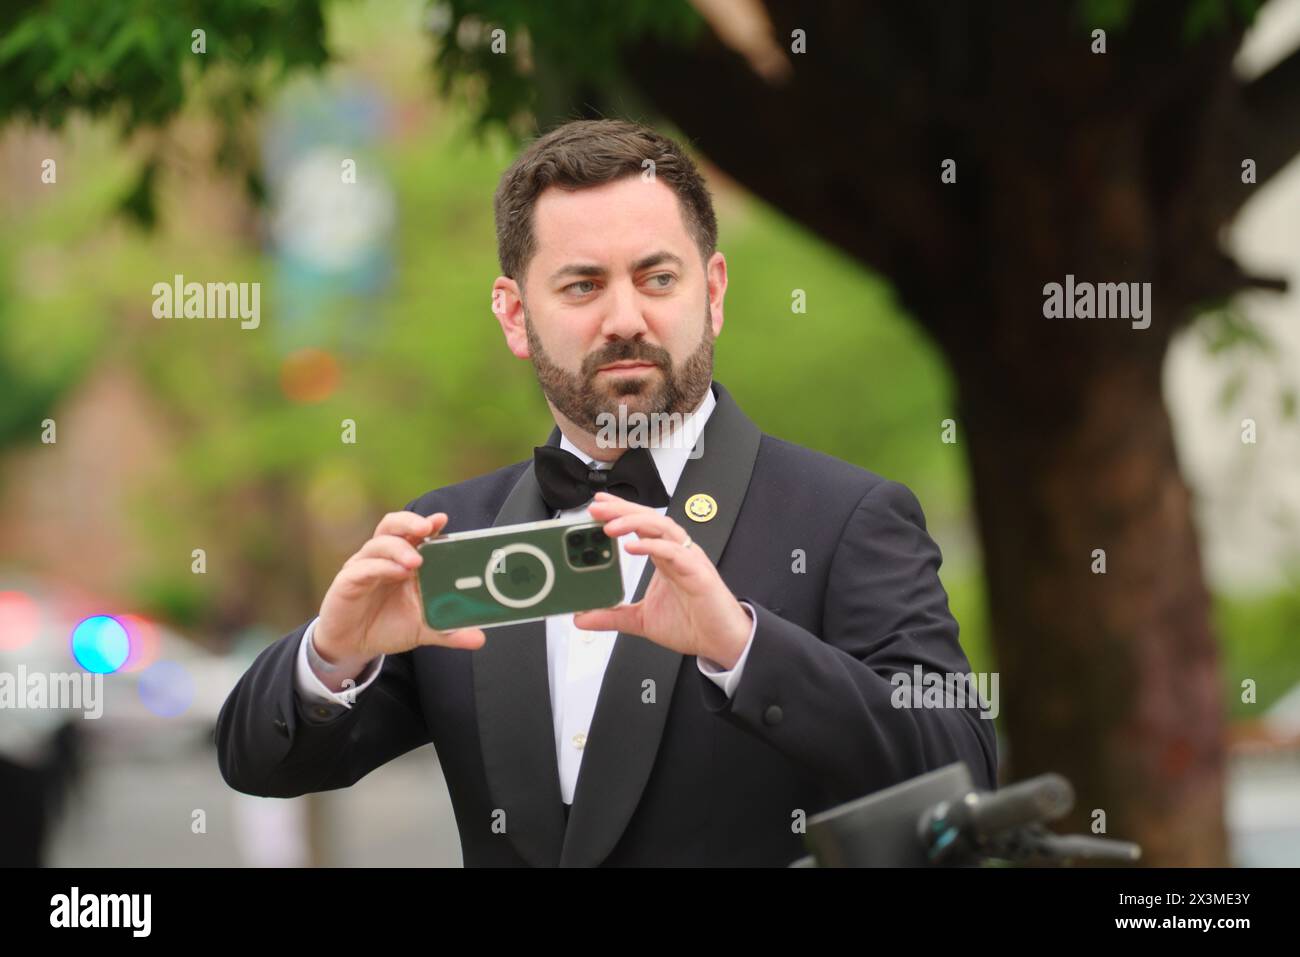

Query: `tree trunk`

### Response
(615, 0, 1252, 865)
(957, 351, 1227, 866)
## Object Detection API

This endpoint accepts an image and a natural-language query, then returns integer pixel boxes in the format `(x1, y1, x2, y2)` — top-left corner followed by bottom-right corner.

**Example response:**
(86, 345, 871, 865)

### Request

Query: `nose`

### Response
(598, 278, 650, 343)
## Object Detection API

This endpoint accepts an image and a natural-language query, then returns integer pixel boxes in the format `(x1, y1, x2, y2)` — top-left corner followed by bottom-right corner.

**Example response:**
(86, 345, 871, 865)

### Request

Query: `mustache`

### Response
(581, 342, 671, 376)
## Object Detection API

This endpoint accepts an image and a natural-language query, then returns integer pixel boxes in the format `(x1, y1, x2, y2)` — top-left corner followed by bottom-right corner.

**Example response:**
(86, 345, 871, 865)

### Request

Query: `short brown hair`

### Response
(493, 118, 718, 284)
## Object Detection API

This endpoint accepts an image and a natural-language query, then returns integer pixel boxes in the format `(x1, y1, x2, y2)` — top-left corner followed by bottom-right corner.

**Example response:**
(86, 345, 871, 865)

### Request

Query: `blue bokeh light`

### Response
(138, 661, 194, 718)
(70, 615, 131, 673)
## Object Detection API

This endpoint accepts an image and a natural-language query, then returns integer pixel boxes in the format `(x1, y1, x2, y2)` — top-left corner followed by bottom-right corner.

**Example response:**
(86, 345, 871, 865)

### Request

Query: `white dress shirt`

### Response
(293, 382, 758, 805)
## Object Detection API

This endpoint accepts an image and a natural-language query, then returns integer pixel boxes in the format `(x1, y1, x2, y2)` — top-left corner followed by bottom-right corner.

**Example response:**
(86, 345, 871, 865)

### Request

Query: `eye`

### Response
(564, 279, 597, 296)
(645, 273, 676, 290)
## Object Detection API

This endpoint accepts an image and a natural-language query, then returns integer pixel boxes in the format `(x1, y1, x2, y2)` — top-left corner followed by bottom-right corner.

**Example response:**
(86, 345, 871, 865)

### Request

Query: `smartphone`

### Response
(416, 517, 626, 630)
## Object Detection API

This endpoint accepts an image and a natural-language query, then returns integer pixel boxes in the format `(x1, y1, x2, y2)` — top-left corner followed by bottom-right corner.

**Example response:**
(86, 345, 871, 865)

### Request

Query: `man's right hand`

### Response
(313, 511, 487, 675)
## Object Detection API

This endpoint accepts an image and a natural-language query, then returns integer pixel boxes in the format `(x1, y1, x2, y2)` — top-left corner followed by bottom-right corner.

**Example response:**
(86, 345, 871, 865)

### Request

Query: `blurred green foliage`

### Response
(0, 0, 328, 129)
(0, 252, 97, 453)
(1074, 0, 1265, 36)
(1216, 578, 1300, 718)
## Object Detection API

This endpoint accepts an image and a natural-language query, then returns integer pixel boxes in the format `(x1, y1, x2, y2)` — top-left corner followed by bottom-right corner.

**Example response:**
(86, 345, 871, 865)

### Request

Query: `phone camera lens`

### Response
(581, 547, 598, 566)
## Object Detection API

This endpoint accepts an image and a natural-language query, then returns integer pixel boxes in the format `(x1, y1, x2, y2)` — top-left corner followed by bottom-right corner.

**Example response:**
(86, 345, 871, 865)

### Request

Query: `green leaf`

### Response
(1184, 0, 1229, 43)
(1217, 368, 1246, 410)
(1200, 307, 1273, 355)
(1076, 0, 1134, 31)
(0, 16, 46, 64)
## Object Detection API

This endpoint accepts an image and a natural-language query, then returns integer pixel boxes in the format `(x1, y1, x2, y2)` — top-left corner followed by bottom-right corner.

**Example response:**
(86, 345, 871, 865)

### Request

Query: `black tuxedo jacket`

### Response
(216, 381, 997, 866)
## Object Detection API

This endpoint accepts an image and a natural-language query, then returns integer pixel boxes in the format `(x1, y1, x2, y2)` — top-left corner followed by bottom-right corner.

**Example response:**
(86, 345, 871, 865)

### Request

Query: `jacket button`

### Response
(763, 704, 783, 726)
(273, 718, 289, 737)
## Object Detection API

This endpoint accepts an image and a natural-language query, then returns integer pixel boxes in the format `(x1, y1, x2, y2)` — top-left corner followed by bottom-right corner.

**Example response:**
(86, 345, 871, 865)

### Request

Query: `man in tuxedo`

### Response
(216, 118, 997, 866)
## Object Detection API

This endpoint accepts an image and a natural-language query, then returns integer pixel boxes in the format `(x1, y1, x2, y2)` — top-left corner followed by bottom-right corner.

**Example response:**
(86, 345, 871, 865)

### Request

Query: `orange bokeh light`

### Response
(118, 613, 161, 673)
(280, 348, 341, 404)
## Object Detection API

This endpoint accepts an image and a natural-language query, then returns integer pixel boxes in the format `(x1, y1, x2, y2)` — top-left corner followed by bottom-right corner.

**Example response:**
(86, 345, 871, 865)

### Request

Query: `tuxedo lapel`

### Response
(559, 381, 762, 866)
(472, 422, 567, 867)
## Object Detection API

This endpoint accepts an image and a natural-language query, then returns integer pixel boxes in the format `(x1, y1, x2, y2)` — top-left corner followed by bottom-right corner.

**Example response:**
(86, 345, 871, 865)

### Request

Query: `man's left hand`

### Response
(573, 491, 752, 669)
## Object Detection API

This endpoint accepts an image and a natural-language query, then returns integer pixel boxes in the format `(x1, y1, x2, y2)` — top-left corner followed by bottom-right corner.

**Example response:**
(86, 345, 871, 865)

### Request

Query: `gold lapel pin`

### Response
(684, 493, 718, 523)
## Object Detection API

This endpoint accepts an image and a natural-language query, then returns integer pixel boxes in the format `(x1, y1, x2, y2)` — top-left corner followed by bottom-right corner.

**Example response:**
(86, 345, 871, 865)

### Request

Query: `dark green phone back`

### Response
(417, 519, 625, 630)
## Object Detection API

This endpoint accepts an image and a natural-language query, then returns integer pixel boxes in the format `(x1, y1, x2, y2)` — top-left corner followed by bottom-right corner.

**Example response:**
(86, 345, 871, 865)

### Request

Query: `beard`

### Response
(525, 302, 715, 438)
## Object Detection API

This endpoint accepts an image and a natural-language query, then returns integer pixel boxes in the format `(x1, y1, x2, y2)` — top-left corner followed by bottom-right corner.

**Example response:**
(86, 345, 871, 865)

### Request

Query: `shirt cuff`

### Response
(696, 601, 757, 699)
(294, 617, 385, 711)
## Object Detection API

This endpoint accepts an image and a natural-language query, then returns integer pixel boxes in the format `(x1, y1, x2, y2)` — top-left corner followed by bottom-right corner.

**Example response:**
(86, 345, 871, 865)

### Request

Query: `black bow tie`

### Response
(533, 444, 670, 512)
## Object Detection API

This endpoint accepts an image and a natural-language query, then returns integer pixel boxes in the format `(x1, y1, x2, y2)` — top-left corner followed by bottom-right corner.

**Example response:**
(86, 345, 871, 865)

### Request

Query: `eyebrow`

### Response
(547, 251, 685, 285)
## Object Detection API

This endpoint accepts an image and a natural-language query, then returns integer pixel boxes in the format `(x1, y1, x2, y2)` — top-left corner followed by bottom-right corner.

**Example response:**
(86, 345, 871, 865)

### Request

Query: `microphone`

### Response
(918, 773, 1072, 863)
(792, 763, 1142, 867)
(1014, 832, 1142, 863)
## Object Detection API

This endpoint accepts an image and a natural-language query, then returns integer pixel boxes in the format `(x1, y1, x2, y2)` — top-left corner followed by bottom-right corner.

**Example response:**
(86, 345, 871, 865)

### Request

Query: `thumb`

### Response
(419, 625, 487, 650)
(573, 603, 640, 635)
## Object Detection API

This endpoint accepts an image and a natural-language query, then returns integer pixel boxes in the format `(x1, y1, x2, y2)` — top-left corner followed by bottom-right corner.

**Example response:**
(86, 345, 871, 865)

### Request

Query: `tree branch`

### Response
(1240, 43, 1300, 187)
(619, 0, 976, 327)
